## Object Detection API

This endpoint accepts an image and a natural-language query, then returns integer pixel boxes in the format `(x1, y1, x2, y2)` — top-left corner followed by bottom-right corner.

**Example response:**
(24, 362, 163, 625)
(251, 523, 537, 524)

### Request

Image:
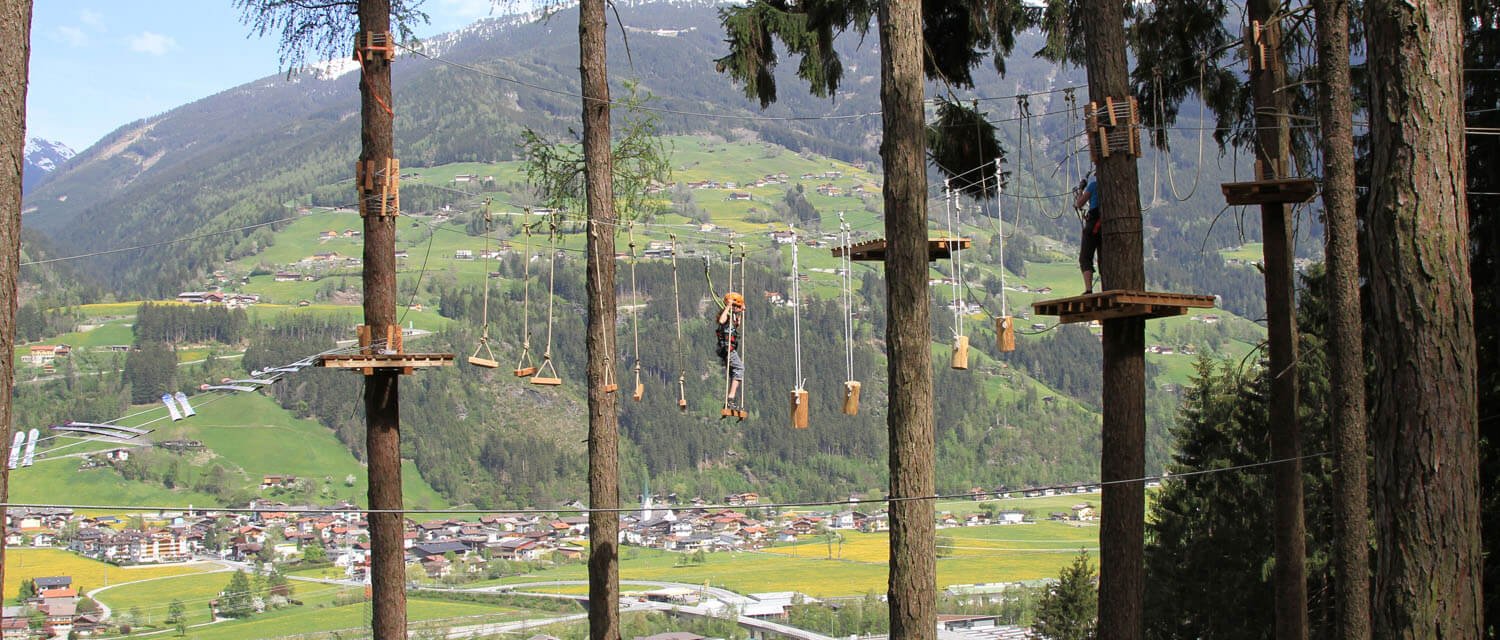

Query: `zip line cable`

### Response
(2, 451, 1333, 516)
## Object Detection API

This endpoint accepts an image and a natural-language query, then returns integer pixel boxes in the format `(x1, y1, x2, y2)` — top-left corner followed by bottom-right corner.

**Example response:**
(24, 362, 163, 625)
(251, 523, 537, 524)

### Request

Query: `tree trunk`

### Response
(356, 1, 404, 638)
(1079, 0, 1146, 637)
(1365, 0, 1481, 637)
(580, 2, 620, 640)
(878, 2, 934, 640)
(1245, 1, 1308, 638)
(1312, 0, 1369, 637)
(0, 0, 32, 598)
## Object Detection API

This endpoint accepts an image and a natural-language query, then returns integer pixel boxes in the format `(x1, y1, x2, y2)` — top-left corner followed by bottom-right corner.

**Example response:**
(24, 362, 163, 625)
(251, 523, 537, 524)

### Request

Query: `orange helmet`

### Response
(725, 292, 745, 309)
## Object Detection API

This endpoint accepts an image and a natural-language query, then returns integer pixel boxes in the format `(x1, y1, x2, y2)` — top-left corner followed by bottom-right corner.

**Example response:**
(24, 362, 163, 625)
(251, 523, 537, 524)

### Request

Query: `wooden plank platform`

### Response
(317, 353, 456, 375)
(1221, 178, 1317, 206)
(830, 237, 971, 262)
(1032, 290, 1216, 324)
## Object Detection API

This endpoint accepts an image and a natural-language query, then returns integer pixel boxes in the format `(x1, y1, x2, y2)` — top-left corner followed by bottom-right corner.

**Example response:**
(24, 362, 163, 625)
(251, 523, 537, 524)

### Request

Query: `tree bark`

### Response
(1245, 1, 1308, 638)
(1312, 0, 1369, 637)
(1079, 0, 1146, 638)
(1365, 0, 1481, 637)
(878, 2, 934, 640)
(356, 1, 404, 638)
(579, 1, 621, 640)
(0, 0, 32, 599)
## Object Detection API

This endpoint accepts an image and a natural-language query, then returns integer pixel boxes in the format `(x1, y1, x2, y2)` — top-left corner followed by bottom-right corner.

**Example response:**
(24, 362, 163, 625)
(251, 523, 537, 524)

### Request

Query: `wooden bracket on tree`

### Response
(830, 237, 971, 262)
(356, 158, 401, 218)
(1032, 290, 1216, 324)
(1245, 21, 1268, 71)
(1085, 96, 1141, 162)
(316, 324, 455, 375)
(353, 31, 395, 62)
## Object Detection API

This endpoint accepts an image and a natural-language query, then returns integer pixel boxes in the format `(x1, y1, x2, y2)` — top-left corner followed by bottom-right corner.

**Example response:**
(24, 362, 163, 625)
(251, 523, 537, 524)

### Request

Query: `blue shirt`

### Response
(1085, 179, 1099, 211)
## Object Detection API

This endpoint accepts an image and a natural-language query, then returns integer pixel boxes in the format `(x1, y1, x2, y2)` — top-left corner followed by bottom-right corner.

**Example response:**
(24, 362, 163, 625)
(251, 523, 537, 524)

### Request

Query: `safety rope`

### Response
(538, 217, 561, 379)
(943, 180, 964, 340)
(995, 166, 1008, 318)
(592, 216, 616, 392)
(721, 237, 736, 409)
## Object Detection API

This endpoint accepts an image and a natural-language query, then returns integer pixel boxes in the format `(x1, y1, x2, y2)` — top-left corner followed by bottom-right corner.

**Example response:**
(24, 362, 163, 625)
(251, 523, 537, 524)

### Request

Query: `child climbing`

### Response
(717, 292, 746, 414)
(1074, 176, 1102, 294)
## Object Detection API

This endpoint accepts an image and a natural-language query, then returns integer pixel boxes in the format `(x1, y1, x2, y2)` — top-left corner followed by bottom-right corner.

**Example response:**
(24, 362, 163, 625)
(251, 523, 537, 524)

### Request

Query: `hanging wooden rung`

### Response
(468, 356, 499, 368)
(789, 389, 810, 429)
(996, 316, 1016, 353)
(842, 381, 862, 416)
(531, 359, 561, 386)
(951, 335, 970, 370)
(514, 366, 538, 377)
(532, 376, 563, 386)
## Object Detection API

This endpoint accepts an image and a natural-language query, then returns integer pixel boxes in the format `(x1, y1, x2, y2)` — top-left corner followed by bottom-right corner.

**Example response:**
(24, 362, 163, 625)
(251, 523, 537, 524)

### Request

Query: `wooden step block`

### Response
(514, 366, 538, 377)
(842, 381, 862, 416)
(951, 335, 970, 370)
(996, 316, 1016, 353)
(531, 376, 562, 386)
(632, 383, 645, 402)
(789, 389, 810, 429)
(468, 356, 500, 369)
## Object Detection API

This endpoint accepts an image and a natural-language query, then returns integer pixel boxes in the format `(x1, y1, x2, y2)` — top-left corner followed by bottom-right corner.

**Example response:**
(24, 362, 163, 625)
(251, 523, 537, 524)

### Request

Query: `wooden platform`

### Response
(1221, 178, 1317, 206)
(317, 353, 456, 375)
(830, 237, 971, 262)
(1032, 290, 1216, 324)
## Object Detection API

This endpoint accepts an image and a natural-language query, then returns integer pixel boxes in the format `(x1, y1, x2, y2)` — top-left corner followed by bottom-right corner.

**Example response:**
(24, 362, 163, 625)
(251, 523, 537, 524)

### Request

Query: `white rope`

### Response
(790, 225, 805, 391)
(995, 165, 1009, 318)
(839, 214, 855, 382)
(943, 181, 963, 339)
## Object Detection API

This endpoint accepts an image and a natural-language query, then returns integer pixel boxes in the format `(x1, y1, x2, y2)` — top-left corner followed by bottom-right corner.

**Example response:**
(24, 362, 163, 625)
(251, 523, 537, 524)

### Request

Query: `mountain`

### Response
(22, 137, 74, 193)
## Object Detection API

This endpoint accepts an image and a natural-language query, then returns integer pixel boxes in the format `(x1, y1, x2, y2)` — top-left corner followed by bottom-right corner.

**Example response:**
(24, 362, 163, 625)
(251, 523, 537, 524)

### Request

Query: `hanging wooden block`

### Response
(842, 381, 862, 416)
(677, 379, 688, 411)
(632, 382, 645, 402)
(997, 316, 1016, 353)
(951, 335, 970, 370)
(514, 366, 538, 377)
(789, 389, 810, 429)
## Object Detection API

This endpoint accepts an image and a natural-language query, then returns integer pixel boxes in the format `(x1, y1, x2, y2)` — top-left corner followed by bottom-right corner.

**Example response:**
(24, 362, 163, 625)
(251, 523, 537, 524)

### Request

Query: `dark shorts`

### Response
(718, 348, 744, 380)
(1079, 210, 1102, 271)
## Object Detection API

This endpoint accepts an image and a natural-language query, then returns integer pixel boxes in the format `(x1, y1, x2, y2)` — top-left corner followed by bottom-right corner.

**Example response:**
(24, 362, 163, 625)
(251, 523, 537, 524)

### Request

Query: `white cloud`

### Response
(79, 9, 104, 30)
(128, 31, 176, 56)
(56, 26, 88, 47)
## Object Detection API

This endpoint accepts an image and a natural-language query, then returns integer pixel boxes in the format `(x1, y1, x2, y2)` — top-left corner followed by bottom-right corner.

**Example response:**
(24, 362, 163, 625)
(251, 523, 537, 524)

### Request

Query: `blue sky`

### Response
(26, 0, 503, 151)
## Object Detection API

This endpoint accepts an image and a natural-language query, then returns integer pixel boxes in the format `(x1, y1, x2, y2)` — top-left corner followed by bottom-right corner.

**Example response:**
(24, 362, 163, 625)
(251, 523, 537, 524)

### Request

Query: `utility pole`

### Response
(877, 1, 935, 639)
(356, 1, 404, 638)
(0, 0, 33, 598)
(579, 0, 621, 638)
(1245, 1, 1308, 637)
(1079, 0, 1147, 638)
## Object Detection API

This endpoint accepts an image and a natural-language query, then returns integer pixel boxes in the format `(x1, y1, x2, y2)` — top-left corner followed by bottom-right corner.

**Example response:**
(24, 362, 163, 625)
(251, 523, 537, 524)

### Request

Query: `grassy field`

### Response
(3, 549, 215, 603)
(13, 392, 449, 510)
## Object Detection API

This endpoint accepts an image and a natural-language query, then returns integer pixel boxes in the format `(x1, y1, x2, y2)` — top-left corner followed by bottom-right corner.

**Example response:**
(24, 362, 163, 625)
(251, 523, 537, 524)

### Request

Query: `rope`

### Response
(591, 215, 615, 391)
(515, 209, 536, 373)
(995, 166, 1008, 318)
(628, 225, 642, 397)
(739, 244, 748, 403)
(839, 214, 855, 383)
(671, 234, 687, 410)
(790, 226, 805, 392)
(943, 181, 963, 340)
(470, 200, 497, 364)
(540, 217, 560, 374)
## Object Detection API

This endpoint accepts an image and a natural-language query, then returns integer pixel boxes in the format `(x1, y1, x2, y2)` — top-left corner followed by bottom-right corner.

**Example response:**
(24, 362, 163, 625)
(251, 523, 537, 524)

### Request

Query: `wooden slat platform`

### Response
(317, 353, 456, 375)
(830, 237, 971, 262)
(1221, 178, 1317, 206)
(1032, 290, 1216, 324)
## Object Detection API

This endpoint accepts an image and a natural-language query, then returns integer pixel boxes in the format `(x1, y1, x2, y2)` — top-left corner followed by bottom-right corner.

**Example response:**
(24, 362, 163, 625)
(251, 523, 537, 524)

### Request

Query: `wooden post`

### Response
(579, 2, 621, 640)
(1247, 3, 1308, 638)
(354, 2, 404, 639)
(0, 0, 33, 599)
(1079, 0, 1148, 637)
(878, 2, 936, 640)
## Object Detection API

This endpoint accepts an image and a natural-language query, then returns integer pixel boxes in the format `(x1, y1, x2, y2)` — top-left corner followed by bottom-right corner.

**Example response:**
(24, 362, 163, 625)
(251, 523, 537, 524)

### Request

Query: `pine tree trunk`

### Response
(1079, 0, 1146, 637)
(878, 2, 934, 639)
(1365, 0, 1481, 636)
(0, 0, 31, 599)
(1247, 1, 1308, 638)
(356, 1, 404, 638)
(579, 1, 621, 639)
(1312, 0, 1370, 637)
